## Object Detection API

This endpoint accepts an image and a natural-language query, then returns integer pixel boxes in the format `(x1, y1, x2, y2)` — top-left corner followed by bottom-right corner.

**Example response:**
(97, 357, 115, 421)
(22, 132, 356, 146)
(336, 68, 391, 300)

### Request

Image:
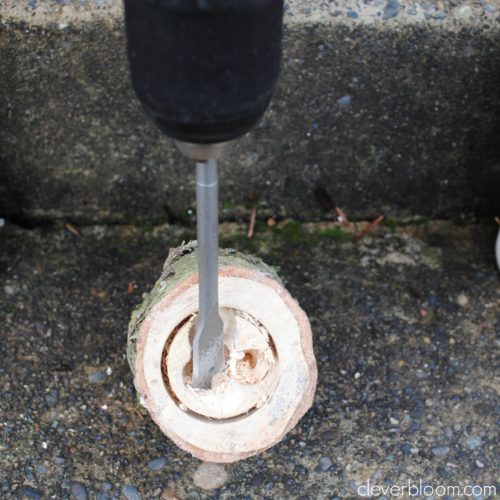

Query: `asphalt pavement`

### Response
(0, 219, 498, 498)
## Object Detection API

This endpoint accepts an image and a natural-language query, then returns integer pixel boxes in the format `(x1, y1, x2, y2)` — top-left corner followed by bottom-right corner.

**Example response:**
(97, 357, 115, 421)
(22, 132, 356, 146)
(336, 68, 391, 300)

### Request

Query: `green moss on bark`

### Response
(126, 241, 280, 374)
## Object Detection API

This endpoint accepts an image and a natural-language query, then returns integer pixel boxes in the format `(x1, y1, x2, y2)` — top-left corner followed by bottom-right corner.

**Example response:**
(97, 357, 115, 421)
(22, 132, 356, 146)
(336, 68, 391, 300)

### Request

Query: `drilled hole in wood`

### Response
(162, 307, 279, 421)
(243, 350, 258, 369)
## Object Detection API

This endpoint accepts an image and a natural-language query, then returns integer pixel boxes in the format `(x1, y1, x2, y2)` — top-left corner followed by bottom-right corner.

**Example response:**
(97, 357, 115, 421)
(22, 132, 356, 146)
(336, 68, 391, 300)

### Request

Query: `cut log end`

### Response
(128, 243, 317, 463)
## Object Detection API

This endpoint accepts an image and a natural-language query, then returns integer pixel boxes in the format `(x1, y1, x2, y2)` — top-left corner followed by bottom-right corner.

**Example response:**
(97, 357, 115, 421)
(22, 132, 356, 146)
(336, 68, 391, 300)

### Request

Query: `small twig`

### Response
(335, 207, 351, 226)
(114, 401, 145, 425)
(354, 215, 385, 241)
(247, 207, 257, 239)
(127, 281, 135, 294)
(64, 223, 81, 237)
(130, 406, 145, 421)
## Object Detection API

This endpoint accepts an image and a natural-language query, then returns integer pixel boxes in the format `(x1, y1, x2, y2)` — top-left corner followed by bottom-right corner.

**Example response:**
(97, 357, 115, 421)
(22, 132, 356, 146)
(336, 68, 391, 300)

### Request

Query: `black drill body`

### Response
(123, 0, 283, 144)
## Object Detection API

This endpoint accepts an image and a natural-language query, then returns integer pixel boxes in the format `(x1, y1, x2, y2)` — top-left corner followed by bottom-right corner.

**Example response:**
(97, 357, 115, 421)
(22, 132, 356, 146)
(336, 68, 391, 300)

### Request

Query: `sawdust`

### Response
(163, 308, 279, 419)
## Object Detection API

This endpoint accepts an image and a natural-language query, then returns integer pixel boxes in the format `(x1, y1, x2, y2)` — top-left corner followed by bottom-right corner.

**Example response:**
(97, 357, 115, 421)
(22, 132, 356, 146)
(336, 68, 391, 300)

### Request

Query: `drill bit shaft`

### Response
(191, 159, 225, 388)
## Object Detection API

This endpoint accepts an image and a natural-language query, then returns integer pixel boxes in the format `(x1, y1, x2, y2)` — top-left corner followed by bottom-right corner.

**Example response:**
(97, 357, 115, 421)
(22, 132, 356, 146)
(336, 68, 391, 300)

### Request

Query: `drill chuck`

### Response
(123, 0, 283, 146)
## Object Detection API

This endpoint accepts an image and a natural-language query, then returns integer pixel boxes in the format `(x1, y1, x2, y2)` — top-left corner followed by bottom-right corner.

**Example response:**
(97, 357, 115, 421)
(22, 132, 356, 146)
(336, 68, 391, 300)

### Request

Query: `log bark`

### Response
(127, 242, 317, 463)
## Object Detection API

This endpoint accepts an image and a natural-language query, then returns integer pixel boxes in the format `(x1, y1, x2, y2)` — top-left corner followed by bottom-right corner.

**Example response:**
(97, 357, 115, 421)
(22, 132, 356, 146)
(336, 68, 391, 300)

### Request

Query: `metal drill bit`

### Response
(191, 159, 225, 389)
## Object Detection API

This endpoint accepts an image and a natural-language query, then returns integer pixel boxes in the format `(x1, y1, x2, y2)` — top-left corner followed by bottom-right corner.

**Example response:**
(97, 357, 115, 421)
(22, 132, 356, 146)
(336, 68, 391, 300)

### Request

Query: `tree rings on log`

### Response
(127, 242, 317, 463)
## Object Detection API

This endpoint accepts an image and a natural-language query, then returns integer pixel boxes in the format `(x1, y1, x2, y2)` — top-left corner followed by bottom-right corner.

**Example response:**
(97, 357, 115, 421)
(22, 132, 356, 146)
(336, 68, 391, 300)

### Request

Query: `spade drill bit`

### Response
(191, 159, 225, 388)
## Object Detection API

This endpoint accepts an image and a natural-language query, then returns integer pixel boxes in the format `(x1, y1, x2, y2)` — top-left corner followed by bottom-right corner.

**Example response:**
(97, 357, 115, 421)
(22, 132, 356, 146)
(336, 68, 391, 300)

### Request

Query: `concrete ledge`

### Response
(1, 0, 500, 224)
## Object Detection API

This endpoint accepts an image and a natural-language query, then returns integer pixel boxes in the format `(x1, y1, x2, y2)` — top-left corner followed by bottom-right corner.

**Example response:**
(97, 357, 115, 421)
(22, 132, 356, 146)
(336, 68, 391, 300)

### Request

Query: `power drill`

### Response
(123, 0, 283, 388)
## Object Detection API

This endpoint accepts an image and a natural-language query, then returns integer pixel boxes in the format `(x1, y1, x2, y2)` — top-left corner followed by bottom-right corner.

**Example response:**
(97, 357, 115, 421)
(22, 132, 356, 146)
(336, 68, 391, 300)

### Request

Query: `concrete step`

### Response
(1, 0, 499, 224)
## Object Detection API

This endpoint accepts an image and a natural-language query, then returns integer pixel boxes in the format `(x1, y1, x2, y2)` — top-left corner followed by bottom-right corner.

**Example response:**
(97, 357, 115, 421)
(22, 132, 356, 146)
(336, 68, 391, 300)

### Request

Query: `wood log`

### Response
(127, 242, 317, 463)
